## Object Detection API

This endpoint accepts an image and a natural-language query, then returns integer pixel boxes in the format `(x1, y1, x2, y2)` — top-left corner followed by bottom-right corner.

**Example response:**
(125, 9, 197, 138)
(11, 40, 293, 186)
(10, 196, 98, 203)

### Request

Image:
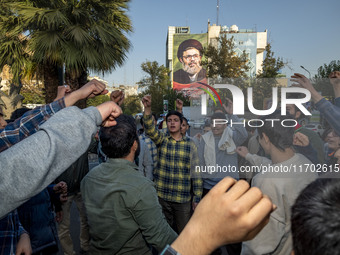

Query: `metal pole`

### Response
(300, 65, 311, 79)
(217, 0, 219, 26)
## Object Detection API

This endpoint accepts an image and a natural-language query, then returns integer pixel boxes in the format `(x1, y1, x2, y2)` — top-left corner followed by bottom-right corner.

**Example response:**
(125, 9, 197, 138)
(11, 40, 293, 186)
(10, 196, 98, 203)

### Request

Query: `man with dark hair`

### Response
(173, 39, 207, 85)
(0, 79, 109, 255)
(8, 107, 30, 123)
(198, 99, 247, 255)
(236, 112, 317, 255)
(286, 93, 325, 164)
(81, 114, 177, 254)
(291, 73, 340, 137)
(180, 117, 190, 137)
(142, 95, 202, 234)
(291, 178, 340, 255)
(199, 100, 248, 186)
(0, 100, 275, 255)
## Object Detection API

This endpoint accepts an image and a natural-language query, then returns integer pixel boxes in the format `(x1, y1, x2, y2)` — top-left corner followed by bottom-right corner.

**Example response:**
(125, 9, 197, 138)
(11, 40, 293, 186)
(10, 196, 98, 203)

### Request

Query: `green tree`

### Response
(20, 82, 45, 104)
(252, 43, 285, 109)
(121, 95, 142, 116)
(0, 2, 32, 115)
(0, 0, 132, 106)
(202, 35, 250, 81)
(138, 61, 170, 116)
(257, 44, 285, 78)
(202, 35, 250, 101)
(21, 92, 45, 104)
(163, 88, 190, 112)
(86, 95, 110, 107)
(313, 60, 340, 100)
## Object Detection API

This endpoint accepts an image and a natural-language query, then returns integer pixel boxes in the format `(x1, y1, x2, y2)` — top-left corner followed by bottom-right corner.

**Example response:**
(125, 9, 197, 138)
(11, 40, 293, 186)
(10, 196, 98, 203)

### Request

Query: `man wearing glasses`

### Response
(173, 39, 207, 85)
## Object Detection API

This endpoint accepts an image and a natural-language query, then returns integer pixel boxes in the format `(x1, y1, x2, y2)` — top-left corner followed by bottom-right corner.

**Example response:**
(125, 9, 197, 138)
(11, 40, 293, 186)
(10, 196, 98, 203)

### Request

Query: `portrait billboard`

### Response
(172, 33, 208, 97)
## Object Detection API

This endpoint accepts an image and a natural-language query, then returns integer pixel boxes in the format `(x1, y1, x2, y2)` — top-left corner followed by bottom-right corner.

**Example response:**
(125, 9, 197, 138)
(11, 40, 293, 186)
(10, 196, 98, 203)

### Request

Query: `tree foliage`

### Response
(257, 44, 285, 78)
(121, 95, 142, 116)
(138, 61, 190, 116)
(202, 35, 250, 81)
(202, 35, 250, 102)
(163, 88, 190, 112)
(313, 60, 340, 99)
(252, 43, 285, 109)
(138, 61, 170, 116)
(314, 60, 340, 79)
(0, 0, 132, 104)
(86, 94, 110, 107)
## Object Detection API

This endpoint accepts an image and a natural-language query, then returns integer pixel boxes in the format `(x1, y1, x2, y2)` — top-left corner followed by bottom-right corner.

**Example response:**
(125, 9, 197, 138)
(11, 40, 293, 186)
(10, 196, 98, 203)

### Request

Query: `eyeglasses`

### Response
(182, 54, 200, 60)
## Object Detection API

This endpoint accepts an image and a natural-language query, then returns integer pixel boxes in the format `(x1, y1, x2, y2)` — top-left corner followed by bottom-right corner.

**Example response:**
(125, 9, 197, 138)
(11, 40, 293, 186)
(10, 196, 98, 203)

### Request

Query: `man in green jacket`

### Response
(81, 115, 177, 255)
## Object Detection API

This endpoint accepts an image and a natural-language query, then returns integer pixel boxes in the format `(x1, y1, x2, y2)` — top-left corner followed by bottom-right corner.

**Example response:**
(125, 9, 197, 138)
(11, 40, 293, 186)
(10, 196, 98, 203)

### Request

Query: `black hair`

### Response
(210, 112, 226, 121)
(166, 110, 183, 124)
(291, 178, 340, 255)
(182, 117, 189, 125)
(328, 147, 340, 168)
(322, 127, 333, 141)
(286, 93, 306, 120)
(257, 111, 295, 151)
(100, 114, 138, 159)
(8, 107, 30, 122)
(140, 113, 157, 127)
(212, 106, 225, 114)
(203, 122, 211, 129)
(245, 123, 256, 133)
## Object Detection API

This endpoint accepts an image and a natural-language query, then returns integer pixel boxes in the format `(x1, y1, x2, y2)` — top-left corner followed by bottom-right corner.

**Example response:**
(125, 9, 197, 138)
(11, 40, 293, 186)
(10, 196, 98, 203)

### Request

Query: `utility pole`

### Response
(217, 0, 220, 26)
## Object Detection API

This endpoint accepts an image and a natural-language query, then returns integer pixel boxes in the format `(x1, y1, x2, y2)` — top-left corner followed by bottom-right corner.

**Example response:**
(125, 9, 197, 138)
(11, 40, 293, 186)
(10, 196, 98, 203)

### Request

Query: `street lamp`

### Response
(300, 65, 311, 79)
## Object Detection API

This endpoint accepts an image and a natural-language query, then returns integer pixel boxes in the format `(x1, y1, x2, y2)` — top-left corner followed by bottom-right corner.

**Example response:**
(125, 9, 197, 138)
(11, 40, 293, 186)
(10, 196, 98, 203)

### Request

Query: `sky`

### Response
(91, 0, 340, 86)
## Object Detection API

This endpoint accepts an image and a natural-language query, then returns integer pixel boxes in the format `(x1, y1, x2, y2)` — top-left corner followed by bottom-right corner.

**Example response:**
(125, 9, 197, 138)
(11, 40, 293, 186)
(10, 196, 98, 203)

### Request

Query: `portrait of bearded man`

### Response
(173, 39, 207, 86)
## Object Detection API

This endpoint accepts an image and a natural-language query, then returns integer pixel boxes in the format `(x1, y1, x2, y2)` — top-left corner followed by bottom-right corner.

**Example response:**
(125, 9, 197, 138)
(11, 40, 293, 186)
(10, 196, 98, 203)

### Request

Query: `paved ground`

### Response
(57, 155, 98, 255)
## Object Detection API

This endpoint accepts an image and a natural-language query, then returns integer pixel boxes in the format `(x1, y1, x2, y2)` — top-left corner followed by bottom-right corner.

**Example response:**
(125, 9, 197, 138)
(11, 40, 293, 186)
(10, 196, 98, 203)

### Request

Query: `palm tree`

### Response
(0, 3, 31, 114)
(1, 0, 132, 105)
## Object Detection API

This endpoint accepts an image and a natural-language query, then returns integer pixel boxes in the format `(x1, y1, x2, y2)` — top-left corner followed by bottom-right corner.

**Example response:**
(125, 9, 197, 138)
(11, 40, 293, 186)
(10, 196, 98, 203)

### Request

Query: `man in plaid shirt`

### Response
(0, 79, 108, 254)
(142, 95, 202, 233)
(139, 114, 158, 170)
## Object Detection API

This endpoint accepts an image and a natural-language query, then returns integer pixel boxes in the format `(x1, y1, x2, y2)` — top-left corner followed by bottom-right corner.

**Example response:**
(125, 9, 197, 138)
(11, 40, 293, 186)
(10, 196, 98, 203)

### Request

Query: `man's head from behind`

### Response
(100, 114, 139, 160)
(177, 39, 203, 76)
(291, 178, 340, 255)
(257, 112, 295, 154)
(286, 93, 306, 121)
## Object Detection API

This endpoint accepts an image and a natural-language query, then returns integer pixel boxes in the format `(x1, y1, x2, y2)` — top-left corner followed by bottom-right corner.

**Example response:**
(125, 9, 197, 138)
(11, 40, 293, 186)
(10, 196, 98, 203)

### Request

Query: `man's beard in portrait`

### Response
(182, 61, 202, 76)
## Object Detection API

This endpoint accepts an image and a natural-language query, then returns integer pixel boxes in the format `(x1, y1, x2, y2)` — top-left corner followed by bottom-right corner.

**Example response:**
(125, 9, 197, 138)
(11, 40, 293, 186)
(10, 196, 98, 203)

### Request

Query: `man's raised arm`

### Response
(165, 178, 275, 255)
(142, 95, 164, 145)
(0, 79, 108, 152)
(0, 101, 121, 218)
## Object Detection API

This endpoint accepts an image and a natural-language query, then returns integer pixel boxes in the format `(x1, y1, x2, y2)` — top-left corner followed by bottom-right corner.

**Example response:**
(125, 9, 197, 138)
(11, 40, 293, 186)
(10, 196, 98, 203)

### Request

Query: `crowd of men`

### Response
(0, 72, 340, 255)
